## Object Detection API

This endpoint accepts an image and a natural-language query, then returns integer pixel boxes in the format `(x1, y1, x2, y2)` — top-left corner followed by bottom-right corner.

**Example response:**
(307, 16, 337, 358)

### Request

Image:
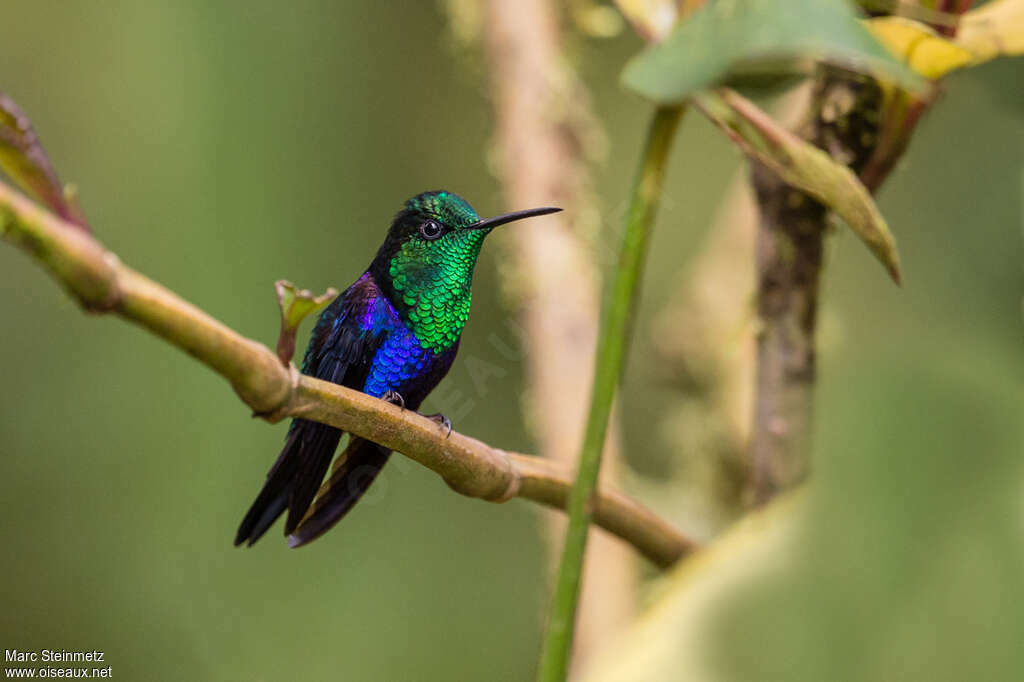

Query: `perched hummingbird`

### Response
(235, 191, 559, 548)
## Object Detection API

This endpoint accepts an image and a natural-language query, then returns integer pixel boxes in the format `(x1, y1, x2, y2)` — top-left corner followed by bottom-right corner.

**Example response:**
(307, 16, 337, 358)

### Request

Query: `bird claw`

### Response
(423, 413, 453, 439)
(381, 391, 449, 437)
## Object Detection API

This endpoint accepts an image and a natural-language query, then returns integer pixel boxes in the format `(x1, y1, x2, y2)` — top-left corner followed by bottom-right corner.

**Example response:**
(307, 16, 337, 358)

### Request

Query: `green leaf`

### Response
(274, 280, 338, 365)
(697, 89, 901, 283)
(0, 92, 90, 232)
(622, 0, 925, 103)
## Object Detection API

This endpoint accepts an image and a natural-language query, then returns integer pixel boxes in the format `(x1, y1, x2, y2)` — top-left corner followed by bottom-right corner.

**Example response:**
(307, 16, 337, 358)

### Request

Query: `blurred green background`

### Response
(1, 2, 1020, 681)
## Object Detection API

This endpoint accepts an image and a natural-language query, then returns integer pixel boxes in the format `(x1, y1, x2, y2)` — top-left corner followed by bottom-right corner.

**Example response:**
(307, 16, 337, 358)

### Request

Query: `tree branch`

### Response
(748, 0, 971, 502)
(0, 178, 696, 569)
(749, 64, 896, 503)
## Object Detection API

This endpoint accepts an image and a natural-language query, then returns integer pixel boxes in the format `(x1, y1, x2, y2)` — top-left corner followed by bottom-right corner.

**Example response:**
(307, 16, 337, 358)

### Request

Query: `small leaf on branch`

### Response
(0, 92, 90, 233)
(697, 89, 902, 284)
(622, 0, 924, 103)
(867, 17, 975, 79)
(612, 0, 705, 43)
(275, 280, 338, 366)
(957, 0, 1024, 64)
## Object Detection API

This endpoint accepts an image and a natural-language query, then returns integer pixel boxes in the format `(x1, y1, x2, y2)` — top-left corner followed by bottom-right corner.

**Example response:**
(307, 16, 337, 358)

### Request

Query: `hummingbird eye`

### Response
(419, 220, 443, 240)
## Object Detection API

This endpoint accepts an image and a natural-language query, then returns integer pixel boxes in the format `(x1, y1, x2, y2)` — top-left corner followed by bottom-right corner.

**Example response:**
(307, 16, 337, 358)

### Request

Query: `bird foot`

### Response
(381, 391, 450, 438)
(422, 413, 453, 439)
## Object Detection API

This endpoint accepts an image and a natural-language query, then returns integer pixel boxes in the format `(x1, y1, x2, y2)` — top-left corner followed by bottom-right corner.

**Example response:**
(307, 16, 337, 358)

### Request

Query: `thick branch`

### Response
(749, 26, 963, 502)
(749, 69, 885, 503)
(749, 160, 828, 502)
(0, 179, 695, 569)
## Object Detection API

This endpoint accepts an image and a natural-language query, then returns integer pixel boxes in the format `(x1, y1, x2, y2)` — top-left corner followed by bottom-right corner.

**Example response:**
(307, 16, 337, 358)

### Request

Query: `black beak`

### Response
(469, 206, 562, 230)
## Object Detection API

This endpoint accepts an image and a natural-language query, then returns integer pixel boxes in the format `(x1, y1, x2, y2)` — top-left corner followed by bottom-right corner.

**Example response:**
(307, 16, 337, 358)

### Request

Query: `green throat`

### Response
(388, 228, 487, 352)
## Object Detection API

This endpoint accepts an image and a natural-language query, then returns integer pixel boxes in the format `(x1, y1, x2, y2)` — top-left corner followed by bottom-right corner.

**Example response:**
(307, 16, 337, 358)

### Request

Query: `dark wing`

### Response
(234, 276, 386, 546)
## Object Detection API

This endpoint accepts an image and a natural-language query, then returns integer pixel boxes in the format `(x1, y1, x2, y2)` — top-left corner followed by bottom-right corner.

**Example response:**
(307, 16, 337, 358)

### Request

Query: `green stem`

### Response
(536, 104, 685, 681)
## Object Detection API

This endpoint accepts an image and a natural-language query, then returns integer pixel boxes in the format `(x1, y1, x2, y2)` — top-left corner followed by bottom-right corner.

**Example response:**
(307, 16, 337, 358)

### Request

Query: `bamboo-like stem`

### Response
(484, 0, 636, 669)
(0, 178, 697, 568)
(537, 104, 684, 682)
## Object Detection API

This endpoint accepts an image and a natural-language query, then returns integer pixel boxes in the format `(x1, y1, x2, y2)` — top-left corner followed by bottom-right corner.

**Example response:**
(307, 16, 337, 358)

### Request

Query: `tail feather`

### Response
(287, 437, 391, 548)
(234, 419, 341, 547)
(242, 491, 290, 547)
(234, 428, 301, 546)
(284, 423, 342, 534)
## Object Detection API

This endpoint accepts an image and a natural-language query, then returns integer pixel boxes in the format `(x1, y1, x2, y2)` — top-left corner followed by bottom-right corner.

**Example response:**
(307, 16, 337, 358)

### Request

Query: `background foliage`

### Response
(1, 1, 1021, 680)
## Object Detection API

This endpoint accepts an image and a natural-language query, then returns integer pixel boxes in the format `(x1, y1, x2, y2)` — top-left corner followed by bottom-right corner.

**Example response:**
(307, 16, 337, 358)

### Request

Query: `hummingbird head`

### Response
(369, 190, 559, 351)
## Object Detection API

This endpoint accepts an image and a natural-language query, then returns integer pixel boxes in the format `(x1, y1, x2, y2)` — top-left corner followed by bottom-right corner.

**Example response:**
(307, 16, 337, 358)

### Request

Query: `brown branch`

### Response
(749, 158, 829, 503)
(512, 455, 696, 568)
(0, 178, 696, 569)
(750, 66, 891, 503)
(749, 0, 971, 502)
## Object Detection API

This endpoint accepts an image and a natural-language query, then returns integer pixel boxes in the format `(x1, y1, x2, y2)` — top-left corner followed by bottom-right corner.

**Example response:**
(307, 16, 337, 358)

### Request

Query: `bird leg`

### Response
(380, 390, 451, 438)
(421, 413, 453, 439)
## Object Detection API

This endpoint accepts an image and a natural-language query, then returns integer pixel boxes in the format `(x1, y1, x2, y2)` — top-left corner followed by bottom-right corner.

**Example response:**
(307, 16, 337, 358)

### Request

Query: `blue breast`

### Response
(357, 292, 435, 400)
(363, 326, 433, 399)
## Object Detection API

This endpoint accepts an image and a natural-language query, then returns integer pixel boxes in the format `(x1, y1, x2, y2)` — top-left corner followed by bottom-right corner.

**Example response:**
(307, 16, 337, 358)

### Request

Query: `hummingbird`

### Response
(235, 191, 560, 548)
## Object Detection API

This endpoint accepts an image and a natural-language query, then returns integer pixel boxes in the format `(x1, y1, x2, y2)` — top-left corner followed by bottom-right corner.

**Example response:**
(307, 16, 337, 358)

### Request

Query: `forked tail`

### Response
(287, 437, 391, 548)
(235, 421, 389, 547)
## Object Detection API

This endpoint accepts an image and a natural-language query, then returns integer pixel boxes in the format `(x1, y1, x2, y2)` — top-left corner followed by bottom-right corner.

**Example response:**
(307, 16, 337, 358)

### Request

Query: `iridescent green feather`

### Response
(404, 190, 479, 229)
(388, 228, 486, 351)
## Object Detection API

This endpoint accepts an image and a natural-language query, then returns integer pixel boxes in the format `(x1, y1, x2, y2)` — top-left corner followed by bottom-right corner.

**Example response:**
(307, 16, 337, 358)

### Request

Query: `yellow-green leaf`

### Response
(697, 89, 901, 284)
(957, 0, 1024, 64)
(867, 16, 975, 79)
(0, 92, 90, 232)
(275, 280, 338, 365)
